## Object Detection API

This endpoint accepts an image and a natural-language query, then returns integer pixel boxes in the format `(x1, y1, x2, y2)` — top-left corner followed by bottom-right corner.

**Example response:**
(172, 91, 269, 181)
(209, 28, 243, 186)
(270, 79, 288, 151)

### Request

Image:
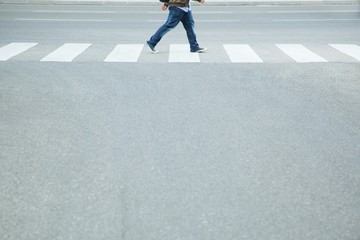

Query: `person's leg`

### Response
(147, 7, 185, 47)
(181, 11, 200, 52)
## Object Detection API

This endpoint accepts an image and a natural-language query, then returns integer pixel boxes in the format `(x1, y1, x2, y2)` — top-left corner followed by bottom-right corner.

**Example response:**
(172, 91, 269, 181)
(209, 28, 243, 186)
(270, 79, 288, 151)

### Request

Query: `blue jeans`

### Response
(147, 6, 200, 52)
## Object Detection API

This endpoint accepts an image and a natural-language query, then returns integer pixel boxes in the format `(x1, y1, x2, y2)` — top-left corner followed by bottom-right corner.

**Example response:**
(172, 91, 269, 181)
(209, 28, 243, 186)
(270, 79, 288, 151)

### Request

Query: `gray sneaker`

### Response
(147, 42, 158, 54)
(191, 47, 207, 53)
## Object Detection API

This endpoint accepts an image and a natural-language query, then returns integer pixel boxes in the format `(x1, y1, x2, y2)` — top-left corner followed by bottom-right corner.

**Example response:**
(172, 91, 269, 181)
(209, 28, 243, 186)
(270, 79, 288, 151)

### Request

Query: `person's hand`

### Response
(162, 4, 168, 11)
(200, 0, 205, 4)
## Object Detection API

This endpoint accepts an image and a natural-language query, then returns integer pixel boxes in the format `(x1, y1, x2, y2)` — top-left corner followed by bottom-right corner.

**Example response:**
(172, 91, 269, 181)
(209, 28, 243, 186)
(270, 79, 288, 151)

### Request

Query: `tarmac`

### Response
(1, 0, 359, 5)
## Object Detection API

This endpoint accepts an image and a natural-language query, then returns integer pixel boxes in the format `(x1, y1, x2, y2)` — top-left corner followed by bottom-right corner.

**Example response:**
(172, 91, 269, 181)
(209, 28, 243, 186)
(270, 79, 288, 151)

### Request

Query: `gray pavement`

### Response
(1, 0, 360, 5)
(1, 62, 360, 240)
(1, 4, 360, 240)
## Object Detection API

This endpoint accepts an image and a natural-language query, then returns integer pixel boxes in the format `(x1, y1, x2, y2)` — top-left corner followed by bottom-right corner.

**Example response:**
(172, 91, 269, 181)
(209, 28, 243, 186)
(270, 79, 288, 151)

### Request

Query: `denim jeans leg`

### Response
(147, 7, 184, 47)
(181, 11, 199, 51)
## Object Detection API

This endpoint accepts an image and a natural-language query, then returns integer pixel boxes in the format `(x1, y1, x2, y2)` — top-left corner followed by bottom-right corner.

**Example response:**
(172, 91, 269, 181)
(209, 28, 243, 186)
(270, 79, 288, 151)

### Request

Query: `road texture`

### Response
(1, 3, 360, 240)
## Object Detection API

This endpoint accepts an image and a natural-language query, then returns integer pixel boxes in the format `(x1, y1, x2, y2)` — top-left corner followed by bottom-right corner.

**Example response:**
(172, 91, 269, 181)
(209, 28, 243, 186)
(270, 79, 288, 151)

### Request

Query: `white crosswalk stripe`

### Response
(169, 44, 200, 63)
(0, 42, 359, 63)
(276, 44, 328, 62)
(224, 44, 263, 63)
(41, 43, 92, 62)
(0, 42, 38, 61)
(104, 44, 143, 62)
(329, 44, 360, 61)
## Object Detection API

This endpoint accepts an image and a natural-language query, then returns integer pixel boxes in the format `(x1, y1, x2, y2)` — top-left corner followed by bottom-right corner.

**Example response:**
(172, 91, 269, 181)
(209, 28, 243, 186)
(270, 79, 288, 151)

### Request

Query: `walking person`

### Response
(146, 0, 206, 54)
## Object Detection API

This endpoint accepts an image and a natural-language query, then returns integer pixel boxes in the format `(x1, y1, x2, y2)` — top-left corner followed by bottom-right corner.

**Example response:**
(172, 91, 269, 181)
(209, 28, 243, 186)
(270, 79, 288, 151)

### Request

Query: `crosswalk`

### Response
(0, 42, 359, 63)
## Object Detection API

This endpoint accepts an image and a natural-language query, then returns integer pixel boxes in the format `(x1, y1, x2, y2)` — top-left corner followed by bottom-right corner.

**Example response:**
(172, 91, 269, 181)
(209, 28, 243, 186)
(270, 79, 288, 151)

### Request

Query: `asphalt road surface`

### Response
(1, 3, 360, 240)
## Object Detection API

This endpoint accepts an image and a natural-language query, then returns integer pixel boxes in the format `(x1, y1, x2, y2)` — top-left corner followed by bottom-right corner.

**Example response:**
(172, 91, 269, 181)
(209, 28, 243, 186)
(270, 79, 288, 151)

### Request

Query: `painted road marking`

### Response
(276, 44, 328, 62)
(0, 42, 38, 61)
(169, 44, 200, 63)
(1, 42, 359, 63)
(224, 44, 263, 63)
(15, 18, 111, 22)
(41, 43, 92, 62)
(329, 44, 360, 61)
(105, 44, 144, 62)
